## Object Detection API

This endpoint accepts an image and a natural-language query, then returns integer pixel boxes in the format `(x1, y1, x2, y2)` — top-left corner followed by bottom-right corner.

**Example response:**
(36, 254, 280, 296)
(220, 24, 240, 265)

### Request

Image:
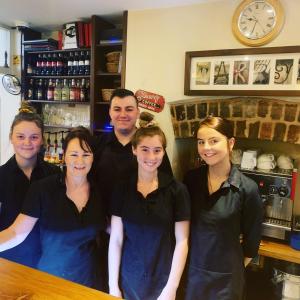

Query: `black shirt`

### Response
(183, 165, 263, 300)
(0, 155, 60, 268)
(111, 171, 190, 300)
(21, 173, 106, 288)
(94, 131, 173, 206)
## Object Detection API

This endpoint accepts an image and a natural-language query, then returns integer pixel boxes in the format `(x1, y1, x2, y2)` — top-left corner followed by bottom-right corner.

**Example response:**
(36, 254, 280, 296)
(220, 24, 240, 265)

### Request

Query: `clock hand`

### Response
(251, 20, 258, 35)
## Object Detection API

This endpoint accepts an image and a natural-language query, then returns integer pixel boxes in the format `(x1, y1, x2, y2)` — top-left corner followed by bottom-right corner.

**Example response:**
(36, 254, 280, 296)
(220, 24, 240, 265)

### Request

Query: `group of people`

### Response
(0, 88, 263, 300)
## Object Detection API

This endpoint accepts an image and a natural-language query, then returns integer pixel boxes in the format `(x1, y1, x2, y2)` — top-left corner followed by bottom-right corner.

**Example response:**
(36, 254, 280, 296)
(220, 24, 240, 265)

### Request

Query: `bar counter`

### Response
(259, 240, 300, 264)
(0, 258, 118, 300)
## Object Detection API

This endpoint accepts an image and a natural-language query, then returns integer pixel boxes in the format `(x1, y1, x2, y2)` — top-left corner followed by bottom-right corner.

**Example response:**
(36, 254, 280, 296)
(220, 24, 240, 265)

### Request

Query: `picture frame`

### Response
(184, 46, 300, 96)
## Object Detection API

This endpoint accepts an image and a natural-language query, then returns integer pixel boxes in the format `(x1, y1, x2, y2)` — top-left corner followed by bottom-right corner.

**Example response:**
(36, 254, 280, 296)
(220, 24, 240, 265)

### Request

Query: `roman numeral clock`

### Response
(232, 0, 284, 46)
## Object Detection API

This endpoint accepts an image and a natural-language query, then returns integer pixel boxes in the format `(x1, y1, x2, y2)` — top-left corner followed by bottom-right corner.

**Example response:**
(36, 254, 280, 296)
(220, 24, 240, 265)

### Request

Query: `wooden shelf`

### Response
(28, 100, 90, 104)
(25, 48, 91, 54)
(96, 72, 121, 76)
(97, 42, 123, 47)
(27, 75, 90, 79)
(95, 101, 110, 105)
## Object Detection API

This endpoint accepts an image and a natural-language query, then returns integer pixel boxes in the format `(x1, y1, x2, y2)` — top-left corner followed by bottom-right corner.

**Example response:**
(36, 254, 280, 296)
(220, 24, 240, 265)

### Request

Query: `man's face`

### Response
(109, 96, 140, 134)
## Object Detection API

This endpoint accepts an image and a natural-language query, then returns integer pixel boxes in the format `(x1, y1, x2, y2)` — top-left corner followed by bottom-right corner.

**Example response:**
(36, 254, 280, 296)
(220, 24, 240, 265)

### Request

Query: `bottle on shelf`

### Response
(27, 78, 34, 100)
(80, 78, 86, 102)
(84, 50, 90, 75)
(69, 79, 76, 101)
(67, 52, 74, 76)
(75, 79, 80, 101)
(41, 54, 47, 76)
(78, 51, 85, 75)
(26, 58, 33, 75)
(56, 53, 63, 76)
(47, 79, 54, 101)
(61, 79, 70, 101)
(37, 79, 44, 100)
(46, 53, 52, 76)
(86, 79, 90, 101)
(51, 53, 57, 76)
(73, 51, 79, 75)
(35, 54, 43, 75)
(54, 79, 62, 101)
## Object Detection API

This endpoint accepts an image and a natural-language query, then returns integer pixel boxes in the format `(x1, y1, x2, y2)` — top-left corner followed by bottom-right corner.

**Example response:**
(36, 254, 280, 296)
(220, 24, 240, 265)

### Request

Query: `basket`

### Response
(106, 51, 121, 62)
(101, 89, 114, 102)
(106, 62, 119, 73)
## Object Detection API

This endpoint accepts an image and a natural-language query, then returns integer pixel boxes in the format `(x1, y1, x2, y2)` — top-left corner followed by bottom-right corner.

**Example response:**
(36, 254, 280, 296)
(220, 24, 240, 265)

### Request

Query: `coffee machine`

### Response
(241, 169, 293, 241)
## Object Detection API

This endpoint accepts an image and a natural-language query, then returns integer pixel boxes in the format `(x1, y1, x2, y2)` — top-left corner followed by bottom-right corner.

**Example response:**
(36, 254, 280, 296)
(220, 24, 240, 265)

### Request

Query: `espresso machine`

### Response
(241, 169, 293, 241)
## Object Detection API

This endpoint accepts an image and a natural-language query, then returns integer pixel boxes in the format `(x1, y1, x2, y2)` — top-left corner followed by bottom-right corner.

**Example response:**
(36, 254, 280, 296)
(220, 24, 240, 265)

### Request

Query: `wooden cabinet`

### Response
(90, 12, 127, 134)
(21, 12, 127, 135)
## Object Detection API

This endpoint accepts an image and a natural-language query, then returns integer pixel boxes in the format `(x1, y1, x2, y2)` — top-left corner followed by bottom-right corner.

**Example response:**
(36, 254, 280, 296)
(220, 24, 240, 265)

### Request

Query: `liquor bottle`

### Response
(51, 53, 57, 76)
(27, 78, 34, 100)
(84, 50, 90, 75)
(46, 53, 52, 75)
(35, 54, 42, 75)
(47, 79, 54, 101)
(37, 79, 44, 100)
(56, 53, 63, 75)
(67, 52, 74, 76)
(61, 79, 70, 101)
(75, 79, 80, 101)
(73, 51, 79, 75)
(80, 78, 86, 102)
(78, 51, 85, 75)
(41, 54, 47, 75)
(26, 57, 33, 75)
(54, 79, 62, 101)
(69, 79, 76, 101)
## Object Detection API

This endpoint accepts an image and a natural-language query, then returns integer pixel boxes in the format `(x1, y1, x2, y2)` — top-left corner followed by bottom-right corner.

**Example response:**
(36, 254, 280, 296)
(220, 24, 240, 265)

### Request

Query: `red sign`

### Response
(135, 90, 165, 113)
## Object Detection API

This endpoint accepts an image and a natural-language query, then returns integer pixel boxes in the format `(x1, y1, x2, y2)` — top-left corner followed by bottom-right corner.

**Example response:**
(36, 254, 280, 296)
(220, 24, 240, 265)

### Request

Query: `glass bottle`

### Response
(69, 79, 76, 101)
(46, 53, 52, 75)
(67, 52, 74, 76)
(73, 51, 79, 75)
(80, 78, 86, 102)
(51, 53, 57, 76)
(37, 79, 44, 100)
(61, 79, 70, 101)
(27, 78, 34, 100)
(54, 79, 62, 101)
(47, 79, 54, 101)
(78, 51, 85, 75)
(84, 50, 90, 75)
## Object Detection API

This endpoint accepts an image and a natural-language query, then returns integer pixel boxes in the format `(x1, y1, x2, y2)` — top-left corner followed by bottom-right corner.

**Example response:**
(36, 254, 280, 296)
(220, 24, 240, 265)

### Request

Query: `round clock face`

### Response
(232, 0, 284, 46)
(238, 1, 276, 40)
(2, 74, 21, 95)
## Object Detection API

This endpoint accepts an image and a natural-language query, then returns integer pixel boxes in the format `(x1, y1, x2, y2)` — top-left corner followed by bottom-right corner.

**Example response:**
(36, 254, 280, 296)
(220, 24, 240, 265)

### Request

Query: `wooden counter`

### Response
(0, 258, 118, 299)
(259, 240, 300, 264)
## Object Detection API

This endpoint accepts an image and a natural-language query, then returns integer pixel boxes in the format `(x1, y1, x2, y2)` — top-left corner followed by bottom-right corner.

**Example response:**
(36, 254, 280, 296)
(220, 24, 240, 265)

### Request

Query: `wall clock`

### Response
(232, 0, 284, 47)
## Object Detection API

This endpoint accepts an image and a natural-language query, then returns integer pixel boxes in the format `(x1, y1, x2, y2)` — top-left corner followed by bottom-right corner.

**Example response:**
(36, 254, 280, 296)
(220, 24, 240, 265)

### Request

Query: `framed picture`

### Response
(63, 22, 78, 49)
(184, 46, 300, 96)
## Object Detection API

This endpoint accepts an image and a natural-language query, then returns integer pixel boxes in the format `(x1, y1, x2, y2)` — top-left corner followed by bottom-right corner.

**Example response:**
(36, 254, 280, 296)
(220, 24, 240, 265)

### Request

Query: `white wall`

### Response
(125, 0, 300, 175)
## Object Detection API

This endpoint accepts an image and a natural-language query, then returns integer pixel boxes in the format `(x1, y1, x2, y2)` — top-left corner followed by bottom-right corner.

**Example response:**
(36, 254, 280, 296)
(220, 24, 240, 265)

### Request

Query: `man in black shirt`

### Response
(94, 88, 172, 205)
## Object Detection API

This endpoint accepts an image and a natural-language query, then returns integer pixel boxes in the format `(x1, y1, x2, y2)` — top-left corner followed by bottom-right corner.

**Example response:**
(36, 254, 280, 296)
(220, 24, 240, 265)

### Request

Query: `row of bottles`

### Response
(26, 50, 90, 76)
(27, 78, 90, 102)
(44, 131, 66, 165)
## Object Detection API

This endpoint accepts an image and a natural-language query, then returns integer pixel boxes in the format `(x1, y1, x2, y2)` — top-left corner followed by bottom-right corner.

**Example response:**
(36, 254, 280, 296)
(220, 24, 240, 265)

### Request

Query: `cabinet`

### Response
(22, 12, 127, 135)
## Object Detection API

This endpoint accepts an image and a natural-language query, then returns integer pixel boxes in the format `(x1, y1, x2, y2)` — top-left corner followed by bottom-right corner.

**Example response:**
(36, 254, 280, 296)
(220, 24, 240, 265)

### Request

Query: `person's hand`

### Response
(109, 286, 122, 298)
(157, 285, 176, 300)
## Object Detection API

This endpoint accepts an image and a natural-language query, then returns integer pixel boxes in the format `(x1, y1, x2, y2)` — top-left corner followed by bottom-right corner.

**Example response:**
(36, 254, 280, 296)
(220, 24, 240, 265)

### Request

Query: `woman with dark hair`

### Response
(184, 116, 263, 300)
(108, 112, 190, 300)
(0, 102, 60, 268)
(0, 126, 106, 289)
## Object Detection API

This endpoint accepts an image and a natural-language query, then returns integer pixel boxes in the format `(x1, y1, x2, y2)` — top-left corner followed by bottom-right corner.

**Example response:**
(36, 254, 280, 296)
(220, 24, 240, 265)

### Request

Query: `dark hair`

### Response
(10, 101, 44, 136)
(62, 126, 94, 154)
(197, 116, 234, 139)
(109, 88, 138, 107)
(132, 112, 167, 149)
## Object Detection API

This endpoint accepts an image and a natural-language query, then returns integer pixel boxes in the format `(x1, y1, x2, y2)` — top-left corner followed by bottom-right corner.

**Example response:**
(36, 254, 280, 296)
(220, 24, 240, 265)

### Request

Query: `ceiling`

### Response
(0, 0, 219, 31)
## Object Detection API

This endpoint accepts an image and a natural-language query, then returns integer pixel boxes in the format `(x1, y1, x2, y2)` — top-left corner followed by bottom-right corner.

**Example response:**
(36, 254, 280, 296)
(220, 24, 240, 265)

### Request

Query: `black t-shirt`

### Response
(0, 155, 60, 267)
(110, 171, 190, 300)
(21, 173, 106, 287)
(94, 131, 173, 205)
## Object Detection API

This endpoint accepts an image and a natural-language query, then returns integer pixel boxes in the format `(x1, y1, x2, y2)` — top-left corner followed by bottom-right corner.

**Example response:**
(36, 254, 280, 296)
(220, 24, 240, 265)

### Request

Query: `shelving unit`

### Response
(21, 11, 128, 135)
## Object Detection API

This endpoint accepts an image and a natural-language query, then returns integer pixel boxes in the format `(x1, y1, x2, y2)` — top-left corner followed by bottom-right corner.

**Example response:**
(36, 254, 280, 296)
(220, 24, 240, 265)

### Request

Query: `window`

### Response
(0, 27, 10, 68)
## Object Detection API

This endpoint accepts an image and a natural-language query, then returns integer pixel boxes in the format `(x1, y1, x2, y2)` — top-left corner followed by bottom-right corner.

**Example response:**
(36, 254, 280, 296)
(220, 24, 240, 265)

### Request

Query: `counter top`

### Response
(0, 258, 118, 299)
(259, 240, 300, 264)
